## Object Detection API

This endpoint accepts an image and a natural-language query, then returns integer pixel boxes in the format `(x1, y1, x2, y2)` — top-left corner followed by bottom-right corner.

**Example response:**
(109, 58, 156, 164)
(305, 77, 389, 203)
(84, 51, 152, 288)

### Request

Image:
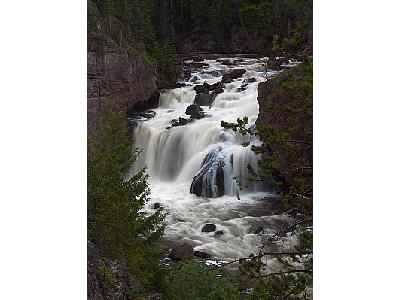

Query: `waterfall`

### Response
(129, 57, 276, 198)
(126, 57, 298, 262)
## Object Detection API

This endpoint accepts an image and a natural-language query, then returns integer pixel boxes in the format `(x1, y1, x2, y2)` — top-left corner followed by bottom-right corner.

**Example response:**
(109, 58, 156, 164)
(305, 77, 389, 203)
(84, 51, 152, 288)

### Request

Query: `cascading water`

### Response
(127, 57, 299, 262)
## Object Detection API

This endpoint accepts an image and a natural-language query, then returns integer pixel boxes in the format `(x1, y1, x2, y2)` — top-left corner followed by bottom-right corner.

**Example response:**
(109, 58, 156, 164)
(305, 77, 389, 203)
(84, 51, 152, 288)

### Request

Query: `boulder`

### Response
(230, 68, 246, 79)
(203, 82, 212, 91)
(194, 250, 212, 259)
(153, 202, 161, 209)
(178, 117, 188, 125)
(169, 243, 194, 261)
(214, 230, 224, 236)
(190, 147, 225, 197)
(202, 223, 217, 232)
(185, 104, 204, 119)
(213, 86, 224, 94)
(246, 77, 257, 83)
(194, 85, 208, 94)
(221, 74, 233, 83)
(194, 93, 216, 106)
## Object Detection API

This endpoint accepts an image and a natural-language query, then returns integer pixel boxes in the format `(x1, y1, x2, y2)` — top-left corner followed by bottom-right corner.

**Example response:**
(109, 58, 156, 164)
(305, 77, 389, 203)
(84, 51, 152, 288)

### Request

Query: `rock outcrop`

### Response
(190, 147, 225, 198)
(87, 32, 157, 135)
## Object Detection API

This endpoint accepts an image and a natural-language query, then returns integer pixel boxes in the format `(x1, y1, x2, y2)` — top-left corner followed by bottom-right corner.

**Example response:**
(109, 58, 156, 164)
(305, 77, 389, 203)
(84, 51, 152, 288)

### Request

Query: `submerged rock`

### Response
(153, 202, 161, 209)
(190, 147, 225, 198)
(214, 230, 224, 236)
(169, 243, 194, 261)
(202, 223, 216, 232)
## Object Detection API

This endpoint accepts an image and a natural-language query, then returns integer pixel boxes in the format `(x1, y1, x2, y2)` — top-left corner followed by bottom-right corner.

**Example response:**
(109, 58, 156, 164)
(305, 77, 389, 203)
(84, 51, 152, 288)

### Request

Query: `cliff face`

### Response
(87, 32, 158, 135)
(257, 63, 313, 188)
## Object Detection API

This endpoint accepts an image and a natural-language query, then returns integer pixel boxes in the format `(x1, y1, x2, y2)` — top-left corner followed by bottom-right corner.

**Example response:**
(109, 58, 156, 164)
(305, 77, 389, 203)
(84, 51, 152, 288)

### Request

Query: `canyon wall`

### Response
(87, 32, 158, 135)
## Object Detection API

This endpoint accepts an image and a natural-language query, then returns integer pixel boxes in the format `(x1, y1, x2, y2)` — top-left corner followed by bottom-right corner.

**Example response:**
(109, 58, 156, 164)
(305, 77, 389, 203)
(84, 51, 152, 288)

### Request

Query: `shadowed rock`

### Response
(201, 223, 216, 232)
(169, 243, 194, 261)
(185, 104, 205, 119)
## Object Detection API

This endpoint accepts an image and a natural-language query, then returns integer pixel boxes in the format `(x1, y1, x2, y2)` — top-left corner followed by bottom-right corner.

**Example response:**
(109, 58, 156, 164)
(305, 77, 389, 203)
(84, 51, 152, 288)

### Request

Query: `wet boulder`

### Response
(153, 202, 161, 209)
(221, 74, 233, 83)
(194, 93, 216, 106)
(169, 243, 194, 261)
(202, 223, 216, 232)
(185, 104, 205, 119)
(194, 250, 212, 259)
(194, 85, 208, 94)
(214, 230, 224, 236)
(178, 117, 188, 125)
(246, 77, 257, 83)
(190, 147, 225, 198)
(213, 86, 224, 94)
(221, 69, 246, 83)
(230, 68, 246, 79)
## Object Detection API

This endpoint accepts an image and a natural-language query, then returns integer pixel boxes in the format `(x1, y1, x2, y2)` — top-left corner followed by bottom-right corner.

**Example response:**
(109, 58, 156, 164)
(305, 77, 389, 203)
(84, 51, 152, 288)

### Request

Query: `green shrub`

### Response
(164, 260, 239, 300)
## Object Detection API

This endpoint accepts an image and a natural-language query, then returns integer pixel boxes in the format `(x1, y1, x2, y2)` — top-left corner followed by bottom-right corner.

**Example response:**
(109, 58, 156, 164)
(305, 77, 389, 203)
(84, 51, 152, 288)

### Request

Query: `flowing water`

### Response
(128, 57, 299, 263)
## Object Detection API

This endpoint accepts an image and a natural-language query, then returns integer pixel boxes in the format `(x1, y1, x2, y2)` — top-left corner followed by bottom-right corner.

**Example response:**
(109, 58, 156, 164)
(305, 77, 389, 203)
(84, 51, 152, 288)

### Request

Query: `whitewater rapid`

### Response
(128, 57, 299, 262)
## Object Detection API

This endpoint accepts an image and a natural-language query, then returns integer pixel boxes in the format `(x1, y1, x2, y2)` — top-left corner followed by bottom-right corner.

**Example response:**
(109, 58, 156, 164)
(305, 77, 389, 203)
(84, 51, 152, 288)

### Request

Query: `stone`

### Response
(213, 86, 224, 94)
(230, 68, 246, 79)
(178, 117, 188, 125)
(185, 104, 205, 119)
(214, 230, 224, 236)
(169, 243, 194, 261)
(201, 223, 217, 232)
(194, 85, 208, 94)
(190, 147, 225, 197)
(153, 203, 161, 209)
(194, 93, 216, 106)
(194, 250, 212, 259)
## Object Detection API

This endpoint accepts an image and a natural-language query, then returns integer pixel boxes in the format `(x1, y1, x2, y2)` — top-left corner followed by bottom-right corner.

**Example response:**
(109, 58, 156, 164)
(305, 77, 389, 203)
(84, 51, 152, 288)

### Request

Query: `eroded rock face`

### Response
(190, 147, 225, 198)
(88, 33, 157, 135)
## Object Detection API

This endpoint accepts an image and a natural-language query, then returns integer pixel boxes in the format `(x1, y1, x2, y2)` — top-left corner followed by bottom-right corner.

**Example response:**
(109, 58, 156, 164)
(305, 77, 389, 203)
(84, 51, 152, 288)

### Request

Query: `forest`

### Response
(87, 0, 313, 299)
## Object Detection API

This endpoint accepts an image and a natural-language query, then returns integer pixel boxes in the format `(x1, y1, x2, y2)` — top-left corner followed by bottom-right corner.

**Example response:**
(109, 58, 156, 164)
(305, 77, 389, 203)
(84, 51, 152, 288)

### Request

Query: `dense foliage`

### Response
(163, 260, 239, 300)
(167, 0, 312, 54)
(87, 101, 166, 287)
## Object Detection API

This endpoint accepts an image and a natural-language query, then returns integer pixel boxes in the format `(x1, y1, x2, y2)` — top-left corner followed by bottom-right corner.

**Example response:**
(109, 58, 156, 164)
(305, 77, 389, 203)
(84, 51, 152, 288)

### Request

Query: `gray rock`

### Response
(201, 223, 217, 232)
(185, 104, 205, 119)
(194, 250, 212, 259)
(169, 243, 194, 261)
(194, 93, 216, 106)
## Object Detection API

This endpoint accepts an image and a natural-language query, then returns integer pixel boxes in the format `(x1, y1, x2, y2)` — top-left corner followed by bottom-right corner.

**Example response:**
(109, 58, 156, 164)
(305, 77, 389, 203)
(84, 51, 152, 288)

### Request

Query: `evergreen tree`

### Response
(88, 101, 166, 286)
